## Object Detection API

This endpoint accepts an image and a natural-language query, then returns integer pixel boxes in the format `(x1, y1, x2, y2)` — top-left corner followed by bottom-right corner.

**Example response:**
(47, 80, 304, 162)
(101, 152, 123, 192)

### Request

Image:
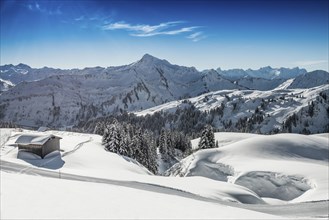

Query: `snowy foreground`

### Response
(1, 129, 328, 219)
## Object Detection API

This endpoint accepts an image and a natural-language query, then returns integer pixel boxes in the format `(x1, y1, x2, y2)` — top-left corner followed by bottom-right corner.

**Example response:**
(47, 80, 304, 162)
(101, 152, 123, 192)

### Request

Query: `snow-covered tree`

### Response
(198, 125, 216, 149)
(94, 121, 105, 135)
(198, 128, 209, 149)
(207, 125, 215, 149)
(131, 129, 157, 174)
(142, 131, 158, 174)
(103, 119, 127, 155)
(159, 128, 168, 159)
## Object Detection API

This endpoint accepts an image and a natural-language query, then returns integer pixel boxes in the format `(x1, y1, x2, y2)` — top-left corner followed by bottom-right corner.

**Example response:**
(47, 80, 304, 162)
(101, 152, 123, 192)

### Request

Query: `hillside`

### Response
(136, 84, 329, 134)
(1, 129, 328, 219)
(287, 70, 329, 89)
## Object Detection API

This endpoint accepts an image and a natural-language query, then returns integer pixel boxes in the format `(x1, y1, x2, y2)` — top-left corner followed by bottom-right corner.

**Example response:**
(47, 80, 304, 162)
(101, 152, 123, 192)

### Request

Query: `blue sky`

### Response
(1, 0, 328, 71)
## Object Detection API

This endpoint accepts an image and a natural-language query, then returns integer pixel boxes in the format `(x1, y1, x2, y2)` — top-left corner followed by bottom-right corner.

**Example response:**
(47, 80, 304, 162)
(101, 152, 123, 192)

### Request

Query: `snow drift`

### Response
(166, 132, 329, 203)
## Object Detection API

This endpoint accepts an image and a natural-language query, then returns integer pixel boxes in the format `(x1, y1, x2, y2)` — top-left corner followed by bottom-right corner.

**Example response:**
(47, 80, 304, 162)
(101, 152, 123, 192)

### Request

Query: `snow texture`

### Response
(1, 129, 328, 219)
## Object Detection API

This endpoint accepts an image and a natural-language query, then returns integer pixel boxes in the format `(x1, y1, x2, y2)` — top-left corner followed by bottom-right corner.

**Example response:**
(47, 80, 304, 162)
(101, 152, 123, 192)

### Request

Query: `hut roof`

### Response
(15, 134, 61, 146)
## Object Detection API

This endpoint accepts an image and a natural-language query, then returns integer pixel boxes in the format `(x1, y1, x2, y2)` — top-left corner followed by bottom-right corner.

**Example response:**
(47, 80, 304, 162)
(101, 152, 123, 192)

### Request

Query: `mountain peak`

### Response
(16, 63, 31, 69)
(139, 54, 164, 64)
(259, 66, 273, 71)
(136, 54, 171, 67)
(141, 53, 157, 60)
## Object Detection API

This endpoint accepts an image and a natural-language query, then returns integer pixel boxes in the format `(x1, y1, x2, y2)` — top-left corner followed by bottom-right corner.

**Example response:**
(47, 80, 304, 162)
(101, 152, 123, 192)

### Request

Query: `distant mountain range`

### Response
(0, 54, 308, 87)
(0, 54, 328, 129)
(216, 66, 307, 80)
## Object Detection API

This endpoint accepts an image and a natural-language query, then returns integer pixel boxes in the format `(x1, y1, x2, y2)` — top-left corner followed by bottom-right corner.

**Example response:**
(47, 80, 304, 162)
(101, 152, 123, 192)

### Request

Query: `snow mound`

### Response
(235, 171, 311, 201)
(222, 134, 329, 162)
(167, 132, 329, 203)
(185, 160, 233, 181)
(165, 157, 234, 181)
(44, 150, 61, 159)
(17, 150, 64, 169)
(17, 150, 42, 160)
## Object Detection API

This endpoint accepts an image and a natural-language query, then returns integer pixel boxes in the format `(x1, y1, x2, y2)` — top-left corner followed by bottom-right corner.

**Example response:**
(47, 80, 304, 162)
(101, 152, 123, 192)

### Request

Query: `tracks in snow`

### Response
(62, 137, 93, 157)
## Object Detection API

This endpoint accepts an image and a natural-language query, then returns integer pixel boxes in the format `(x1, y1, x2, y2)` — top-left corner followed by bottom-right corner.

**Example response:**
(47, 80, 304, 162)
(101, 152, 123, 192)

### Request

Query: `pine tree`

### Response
(159, 128, 168, 160)
(103, 119, 127, 155)
(207, 125, 215, 148)
(148, 137, 158, 174)
(131, 129, 157, 174)
(122, 123, 133, 157)
(198, 127, 209, 149)
(102, 123, 110, 146)
(142, 131, 158, 174)
(166, 130, 175, 158)
(198, 125, 216, 149)
(131, 129, 143, 161)
(94, 121, 106, 135)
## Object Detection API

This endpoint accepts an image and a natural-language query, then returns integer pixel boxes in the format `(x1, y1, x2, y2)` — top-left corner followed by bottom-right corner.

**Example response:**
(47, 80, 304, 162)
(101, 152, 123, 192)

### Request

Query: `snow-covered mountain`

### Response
(217, 66, 307, 80)
(0, 78, 14, 93)
(1, 57, 308, 89)
(287, 70, 329, 89)
(0, 54, 241, 127)
(234, 77, 286, 90)
(0, 63, 104, 85)
(136, 84, 329, 134)
(0, 54, 327, 128)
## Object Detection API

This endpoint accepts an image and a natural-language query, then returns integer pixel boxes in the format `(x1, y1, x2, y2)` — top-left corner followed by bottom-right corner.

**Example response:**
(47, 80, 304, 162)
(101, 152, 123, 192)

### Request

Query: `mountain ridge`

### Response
(1, 54, 314, 85)
(0, 54, 328, 129)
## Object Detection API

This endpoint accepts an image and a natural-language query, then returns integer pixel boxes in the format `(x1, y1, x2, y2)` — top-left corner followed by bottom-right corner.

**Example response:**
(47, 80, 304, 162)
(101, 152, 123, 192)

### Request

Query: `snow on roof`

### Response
(15, 134, 61, 146)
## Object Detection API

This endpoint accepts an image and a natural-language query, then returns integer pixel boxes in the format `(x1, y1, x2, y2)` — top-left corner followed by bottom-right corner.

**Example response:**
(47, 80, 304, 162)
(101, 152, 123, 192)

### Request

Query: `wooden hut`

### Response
(15, 134, 61, 158)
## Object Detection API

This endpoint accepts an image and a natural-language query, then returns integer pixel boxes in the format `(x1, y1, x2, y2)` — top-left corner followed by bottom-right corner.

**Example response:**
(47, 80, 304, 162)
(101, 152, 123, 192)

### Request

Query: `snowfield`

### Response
(1, 129, 328, 219)
(2, 172, 282, 219)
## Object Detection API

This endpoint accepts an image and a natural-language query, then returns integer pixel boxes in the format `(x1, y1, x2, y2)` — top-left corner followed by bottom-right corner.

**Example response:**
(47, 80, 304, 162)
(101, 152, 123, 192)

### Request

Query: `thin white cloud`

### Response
(75, 16, 85, 21)
(102, 21, 200, 38)
(187, 32, 206, 42)
(27, 2, 62, 15)
(71, 14, 114, 29)
(132, 26, 199, 37)
(293, 60, 328, 66)
(35, 2, 40, 10)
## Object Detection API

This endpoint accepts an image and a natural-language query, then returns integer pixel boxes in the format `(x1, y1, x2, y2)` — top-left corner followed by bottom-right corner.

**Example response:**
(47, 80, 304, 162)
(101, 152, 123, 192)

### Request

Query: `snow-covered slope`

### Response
(166, 132, 329, 203)
(136, 84, 329, 133)
(287, 70, 329, 89)
(1, 129, 264, 206)
(0, 78, 14, 92)
(235, 77, 286, 90)
(1, 129, 328, 219)
(2, 171, 283, 219)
